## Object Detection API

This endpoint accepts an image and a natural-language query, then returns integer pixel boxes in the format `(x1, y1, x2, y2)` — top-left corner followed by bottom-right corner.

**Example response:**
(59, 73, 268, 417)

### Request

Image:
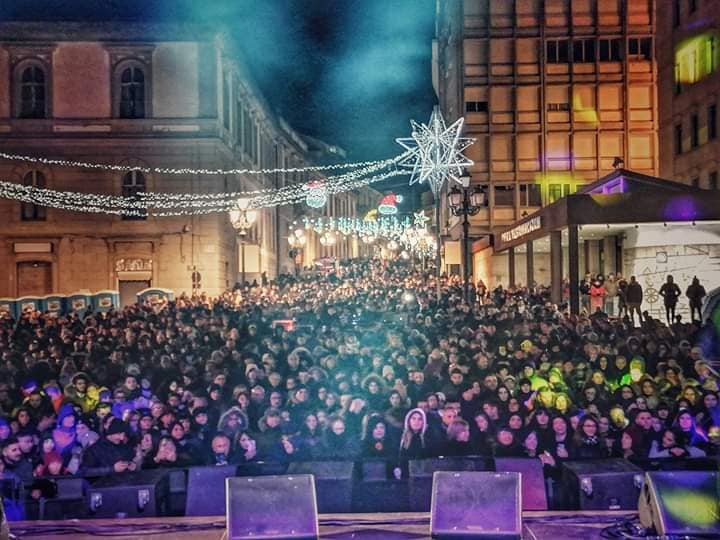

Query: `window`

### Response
(121, 171, 147, 220)
(119, 66, 146, 118)
(18, 64, 47, 118)
(691, 113, 699, 148)
(222, 72, 230, 131)
(494, 185, 515, 206)
(675, 123, 683, 154)
(546, 40, 569, 63)
(709, 104, 717, 140)
(21, 170, 46, 221)
(628, 38, 652, 60)
(709, 171, 718, 190)
(548, 184, 564, 203)
(573, 39, 595, 63)
(673, 0, 681, 27)
(519, 184, 542, 206)
(547, 102, 570, 111)
(598, 39, 622, 61)
(466, 101, 488, 113)
(690, 0, 697, 13)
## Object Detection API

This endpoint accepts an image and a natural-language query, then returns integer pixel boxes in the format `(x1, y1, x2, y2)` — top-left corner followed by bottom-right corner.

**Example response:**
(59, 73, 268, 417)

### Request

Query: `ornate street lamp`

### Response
(287, 228, 306, 275)
(447, 170, 487, 304)
(229, 198, 258, 286)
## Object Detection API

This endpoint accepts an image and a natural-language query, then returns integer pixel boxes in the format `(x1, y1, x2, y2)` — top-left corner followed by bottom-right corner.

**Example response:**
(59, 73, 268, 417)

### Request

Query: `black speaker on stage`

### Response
(430, 471, 522, 539)
(87, 469, 169, 518)
(226, 475, 318, 540)
(639, 471, 720, 537)
(561, 459, 644, 510)
(287, 461, 354, 513)
(185, 464, 237, 516)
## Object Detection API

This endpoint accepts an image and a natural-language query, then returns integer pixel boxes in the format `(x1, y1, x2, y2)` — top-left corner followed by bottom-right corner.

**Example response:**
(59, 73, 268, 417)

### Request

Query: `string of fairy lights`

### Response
(0, 108, 472, 226)
(0, 153, 410, 216)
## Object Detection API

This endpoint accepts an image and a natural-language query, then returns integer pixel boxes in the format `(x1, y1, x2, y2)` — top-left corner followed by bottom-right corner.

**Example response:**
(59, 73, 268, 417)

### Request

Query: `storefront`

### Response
(484, 169, 720, 316)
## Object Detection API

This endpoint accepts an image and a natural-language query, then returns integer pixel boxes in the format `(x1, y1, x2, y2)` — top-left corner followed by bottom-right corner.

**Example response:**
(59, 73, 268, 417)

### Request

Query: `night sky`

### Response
(0, 0, 438, 168)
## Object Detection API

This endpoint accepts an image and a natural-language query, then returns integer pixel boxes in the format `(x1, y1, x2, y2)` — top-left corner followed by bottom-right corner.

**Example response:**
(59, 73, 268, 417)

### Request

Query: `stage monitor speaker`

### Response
(494, 457, 548, 511)
(638, 471, 720, 537)
(430, 471, 522, 540)
(185, 464, 237, 516)
(287, 461, 354, 513)
(409, 456, 494, 511)
(226, 475, 319, 540)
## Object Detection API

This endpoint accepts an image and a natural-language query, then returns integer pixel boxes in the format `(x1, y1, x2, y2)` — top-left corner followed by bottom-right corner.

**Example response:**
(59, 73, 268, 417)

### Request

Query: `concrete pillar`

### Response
(550, 231, 562, 305)
(508, 247, 516, 288)
(602, 236, 616, 276)
(526, 240, 534, 288)
(569, 225, 580, 315)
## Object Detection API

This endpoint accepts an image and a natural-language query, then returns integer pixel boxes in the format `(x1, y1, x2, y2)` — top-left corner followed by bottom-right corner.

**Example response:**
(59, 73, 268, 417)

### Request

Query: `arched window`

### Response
(119, 66, 146, 119)
(18, 64, 47, 118)
(121, 171, 147, 220)
(21, 170, 46, 221)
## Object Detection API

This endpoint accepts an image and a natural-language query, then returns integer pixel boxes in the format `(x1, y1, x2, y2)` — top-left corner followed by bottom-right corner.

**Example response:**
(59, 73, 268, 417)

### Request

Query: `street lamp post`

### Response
(229, 199, 258, 287)
(447, 171, 487, 305)
(287, 228, 306, 276)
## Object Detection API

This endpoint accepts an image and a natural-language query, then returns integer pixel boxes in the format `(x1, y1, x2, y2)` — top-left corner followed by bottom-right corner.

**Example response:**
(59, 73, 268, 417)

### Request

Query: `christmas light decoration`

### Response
(0, 150, 398, 178)
(304, 180, 328, 208)
(377, 193, 403, 215)
(413, 210, 430, 228)
(396, 107, 475, 197)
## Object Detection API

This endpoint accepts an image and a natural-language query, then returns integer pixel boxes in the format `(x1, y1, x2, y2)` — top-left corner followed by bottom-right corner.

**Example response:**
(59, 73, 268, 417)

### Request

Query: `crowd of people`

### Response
(0, 258, 718, 503)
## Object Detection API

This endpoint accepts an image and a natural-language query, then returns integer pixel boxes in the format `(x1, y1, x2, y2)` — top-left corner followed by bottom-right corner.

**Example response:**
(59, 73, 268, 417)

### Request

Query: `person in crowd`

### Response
(649, 428, 706, 459)
(686, 277, 707, 323)
(0, 257, 713, 506)
(80, 418, 137, 476)
(625, 276, 643, 326)
(659, 275, 682, 326)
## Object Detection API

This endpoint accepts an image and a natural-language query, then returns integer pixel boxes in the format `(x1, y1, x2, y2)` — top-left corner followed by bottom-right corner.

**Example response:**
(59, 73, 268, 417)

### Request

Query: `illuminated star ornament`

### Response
(413, 210, 430, 228)
(396, 107, 475, 198)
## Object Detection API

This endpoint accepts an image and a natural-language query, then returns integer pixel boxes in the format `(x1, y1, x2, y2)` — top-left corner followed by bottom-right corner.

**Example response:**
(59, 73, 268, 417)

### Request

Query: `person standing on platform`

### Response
(590, 276, 606, 315)
(604, 273, 619, 316)
(659, 275, 681, 326)
(686, 276, 706, 323)
(626, 276, 643, 327)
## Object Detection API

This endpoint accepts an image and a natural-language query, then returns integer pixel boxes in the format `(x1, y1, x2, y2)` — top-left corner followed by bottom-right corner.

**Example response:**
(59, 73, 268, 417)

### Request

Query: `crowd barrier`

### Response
(3, 456, 718, 521)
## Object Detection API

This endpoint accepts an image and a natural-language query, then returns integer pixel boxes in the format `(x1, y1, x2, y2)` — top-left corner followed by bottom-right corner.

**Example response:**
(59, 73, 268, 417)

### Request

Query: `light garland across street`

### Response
(0, 150, 398, 178)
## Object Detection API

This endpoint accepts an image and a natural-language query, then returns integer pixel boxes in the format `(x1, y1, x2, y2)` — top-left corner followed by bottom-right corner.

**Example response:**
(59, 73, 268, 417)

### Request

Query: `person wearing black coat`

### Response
(572, 416, 609, 459)
(80, 418, 137, 476)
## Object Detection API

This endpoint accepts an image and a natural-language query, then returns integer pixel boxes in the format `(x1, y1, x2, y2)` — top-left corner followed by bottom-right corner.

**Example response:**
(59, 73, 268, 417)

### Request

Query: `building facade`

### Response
(434, 0, 659, 288)
(657, 0, 720, 187)
(0, 22, 359, 303)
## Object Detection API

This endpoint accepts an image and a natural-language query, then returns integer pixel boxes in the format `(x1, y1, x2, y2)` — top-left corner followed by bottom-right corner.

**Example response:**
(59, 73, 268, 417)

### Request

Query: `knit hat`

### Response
(106, 418, 128, 436)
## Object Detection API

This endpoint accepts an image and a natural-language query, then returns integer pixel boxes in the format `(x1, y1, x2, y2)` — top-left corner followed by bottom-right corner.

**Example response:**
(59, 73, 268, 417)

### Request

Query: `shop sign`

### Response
(500, 216, 542, 243)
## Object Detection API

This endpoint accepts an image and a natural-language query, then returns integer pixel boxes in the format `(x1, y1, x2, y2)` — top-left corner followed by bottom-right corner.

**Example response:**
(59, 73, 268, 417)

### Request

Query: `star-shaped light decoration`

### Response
(413, 210, 430, 228)
(396, 107, 475, 198)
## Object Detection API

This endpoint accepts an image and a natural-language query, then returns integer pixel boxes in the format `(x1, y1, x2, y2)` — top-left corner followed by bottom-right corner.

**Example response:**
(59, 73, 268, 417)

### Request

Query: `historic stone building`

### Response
(0, 22, 360, 303)
(657, 0, 720, 187)
(434, 0, 659, 288)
